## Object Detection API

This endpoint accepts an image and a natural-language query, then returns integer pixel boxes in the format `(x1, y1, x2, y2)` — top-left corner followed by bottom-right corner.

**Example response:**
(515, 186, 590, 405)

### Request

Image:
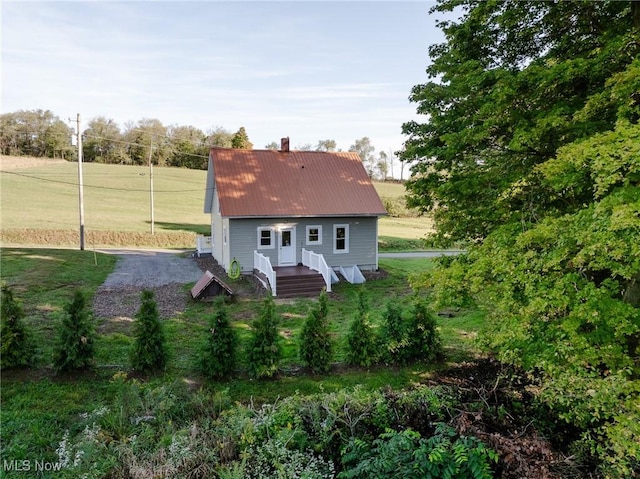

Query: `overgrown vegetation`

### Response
(2, 246, 604, 477)
(3, 375, 501, 479)
(339, 425, 498, 479)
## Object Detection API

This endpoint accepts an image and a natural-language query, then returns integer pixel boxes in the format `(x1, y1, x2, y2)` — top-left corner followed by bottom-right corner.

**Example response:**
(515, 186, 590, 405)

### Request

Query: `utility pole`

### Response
(75, 114, 85, 250)
(148, 141, 155, 235)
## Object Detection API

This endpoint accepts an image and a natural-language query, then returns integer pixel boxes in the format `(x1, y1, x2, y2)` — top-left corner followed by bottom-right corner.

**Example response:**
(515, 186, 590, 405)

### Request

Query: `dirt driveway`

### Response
(93, 249, 204, 323)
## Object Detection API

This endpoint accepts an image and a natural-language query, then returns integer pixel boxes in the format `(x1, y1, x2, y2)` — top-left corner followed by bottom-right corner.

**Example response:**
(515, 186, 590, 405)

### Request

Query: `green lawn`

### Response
(1, 248, 483, 475)
(1, 248, 482, 382)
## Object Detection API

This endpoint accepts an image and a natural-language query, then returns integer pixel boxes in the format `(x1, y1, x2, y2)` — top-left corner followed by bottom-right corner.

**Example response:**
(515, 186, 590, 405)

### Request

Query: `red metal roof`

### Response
(211, 148, 387, 218)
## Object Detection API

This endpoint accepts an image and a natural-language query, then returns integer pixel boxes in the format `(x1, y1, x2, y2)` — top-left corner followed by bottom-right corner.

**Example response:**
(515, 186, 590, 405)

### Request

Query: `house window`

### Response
(334, 224, 349, 254)
(257, 227, 274, 249)
(306, 225, 322, 245)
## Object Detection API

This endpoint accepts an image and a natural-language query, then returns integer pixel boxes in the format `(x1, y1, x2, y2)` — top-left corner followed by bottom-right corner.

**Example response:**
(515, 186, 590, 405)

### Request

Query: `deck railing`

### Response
(301, 248, 332, 293)
(196, 235, 213, 257)
(254, 250, 276, 296)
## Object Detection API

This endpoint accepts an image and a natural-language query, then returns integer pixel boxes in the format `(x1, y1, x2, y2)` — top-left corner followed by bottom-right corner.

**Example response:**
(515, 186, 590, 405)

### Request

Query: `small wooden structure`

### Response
(191, 270, 234, 300)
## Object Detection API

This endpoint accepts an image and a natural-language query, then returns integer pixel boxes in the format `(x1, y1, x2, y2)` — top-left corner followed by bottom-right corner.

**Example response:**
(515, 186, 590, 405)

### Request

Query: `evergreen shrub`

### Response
(0, 284, 36, 369)
(248, 295, 281, 378)
(197, 298, 237, 379)
(345, 290, 378, 367)
(299, 289, 333, 374)
(130, 290, 167, 372)
(53, 290, 95, 372)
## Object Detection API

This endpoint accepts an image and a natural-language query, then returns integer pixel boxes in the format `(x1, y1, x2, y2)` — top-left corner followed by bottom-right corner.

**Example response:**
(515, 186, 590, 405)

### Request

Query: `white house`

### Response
(203, 138, 387, 296)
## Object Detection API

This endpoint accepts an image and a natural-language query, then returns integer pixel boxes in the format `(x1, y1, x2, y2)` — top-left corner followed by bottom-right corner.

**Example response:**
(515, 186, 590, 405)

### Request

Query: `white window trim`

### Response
(306, 225, 322, 246)
(333, 224, 349, 254)
(257, 226, 275, 250)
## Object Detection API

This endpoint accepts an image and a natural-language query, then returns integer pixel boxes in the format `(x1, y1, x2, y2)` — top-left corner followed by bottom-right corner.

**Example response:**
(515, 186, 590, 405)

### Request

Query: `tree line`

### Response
(0, 110, 398, 179)
(400, 1, 639, 476)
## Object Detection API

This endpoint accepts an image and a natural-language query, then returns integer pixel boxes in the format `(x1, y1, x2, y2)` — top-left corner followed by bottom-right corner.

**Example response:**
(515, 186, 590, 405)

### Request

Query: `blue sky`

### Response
(2, 1, 451, 169)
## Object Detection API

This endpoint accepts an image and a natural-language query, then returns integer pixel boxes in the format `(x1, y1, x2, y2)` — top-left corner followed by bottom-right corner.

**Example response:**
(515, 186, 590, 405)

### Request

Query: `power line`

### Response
(2, 131, 212, 160)
(82, 134, 211, 159)
(2, 170, 213, 193)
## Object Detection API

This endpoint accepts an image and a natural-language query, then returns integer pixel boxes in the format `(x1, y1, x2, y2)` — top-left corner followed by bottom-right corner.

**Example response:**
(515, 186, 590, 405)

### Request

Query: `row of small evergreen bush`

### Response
(0, 285, 166, 373)
(197, 289, 443, 380)
(1, 285, 442, 378)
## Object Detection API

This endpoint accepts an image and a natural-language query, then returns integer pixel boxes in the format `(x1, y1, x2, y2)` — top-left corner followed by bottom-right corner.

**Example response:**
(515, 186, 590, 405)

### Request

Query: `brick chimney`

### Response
(280, 137, 290, 152)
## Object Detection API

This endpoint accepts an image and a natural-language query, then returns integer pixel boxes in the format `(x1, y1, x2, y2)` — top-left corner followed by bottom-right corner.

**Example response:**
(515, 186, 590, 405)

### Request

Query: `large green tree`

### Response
(123, 118, 170, 166)
(0, 109, 70, 158)
(166, 124, 208, 169)
(349, 137, 375, 178)
(207, 126, 234, 148)
(231, 126, 253, 149)
(401, 0, 639, 244)
(403, 1, 640, 476)
(82, 116, 125, 163)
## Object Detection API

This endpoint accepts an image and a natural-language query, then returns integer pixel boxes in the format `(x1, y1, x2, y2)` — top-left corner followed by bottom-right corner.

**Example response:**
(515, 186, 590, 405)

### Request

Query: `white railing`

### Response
(339, 265, 366, 284)
(196, 235, 213, 257)
(254, 250, 277, 296)
(302, 248, 332, 293)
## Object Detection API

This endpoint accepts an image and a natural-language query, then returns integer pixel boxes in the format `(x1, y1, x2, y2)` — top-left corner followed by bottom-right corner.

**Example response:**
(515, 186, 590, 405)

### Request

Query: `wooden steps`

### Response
(274, 266, 326, 298)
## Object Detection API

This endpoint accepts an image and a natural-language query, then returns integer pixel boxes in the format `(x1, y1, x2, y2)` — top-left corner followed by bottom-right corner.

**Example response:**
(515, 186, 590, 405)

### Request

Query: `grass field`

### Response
(1, 157, 434, 247)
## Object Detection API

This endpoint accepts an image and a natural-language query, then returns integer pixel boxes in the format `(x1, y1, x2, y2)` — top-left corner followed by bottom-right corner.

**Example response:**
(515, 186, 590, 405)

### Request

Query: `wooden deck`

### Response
(273, 265, 325, 297)
(275, 265, 321, 277)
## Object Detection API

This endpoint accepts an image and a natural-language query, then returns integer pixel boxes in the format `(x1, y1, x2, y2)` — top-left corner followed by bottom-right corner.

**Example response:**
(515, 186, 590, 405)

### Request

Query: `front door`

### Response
(278, 227, 296, 266)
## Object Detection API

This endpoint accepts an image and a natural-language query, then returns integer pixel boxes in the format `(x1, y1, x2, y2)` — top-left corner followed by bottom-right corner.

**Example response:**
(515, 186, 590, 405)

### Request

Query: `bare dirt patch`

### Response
(0, 155, 68, 170)
(93, 251, 203, 322)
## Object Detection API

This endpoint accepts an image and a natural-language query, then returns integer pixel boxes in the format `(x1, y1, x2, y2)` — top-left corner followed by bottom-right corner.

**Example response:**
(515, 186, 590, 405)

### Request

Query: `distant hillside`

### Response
(1, 157, 432, 246)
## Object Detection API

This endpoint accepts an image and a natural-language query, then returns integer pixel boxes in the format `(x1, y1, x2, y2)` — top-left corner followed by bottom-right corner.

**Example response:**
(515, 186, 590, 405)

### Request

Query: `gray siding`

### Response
(210, 192, 225, 268)
(228, 216, 379, 274)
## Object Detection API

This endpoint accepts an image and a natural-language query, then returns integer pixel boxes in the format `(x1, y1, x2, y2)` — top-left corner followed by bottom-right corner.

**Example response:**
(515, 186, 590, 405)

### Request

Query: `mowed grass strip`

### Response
(1, 158, 433, 247)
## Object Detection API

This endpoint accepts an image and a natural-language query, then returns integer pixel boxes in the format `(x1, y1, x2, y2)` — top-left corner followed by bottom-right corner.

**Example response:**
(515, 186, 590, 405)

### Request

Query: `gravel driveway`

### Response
(99, 249, 203, 288)
(94, 249, 203, 323)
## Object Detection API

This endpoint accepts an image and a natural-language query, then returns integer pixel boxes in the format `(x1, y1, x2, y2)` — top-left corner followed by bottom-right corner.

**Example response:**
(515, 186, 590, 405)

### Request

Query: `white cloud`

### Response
(2, 1, 447, 158)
